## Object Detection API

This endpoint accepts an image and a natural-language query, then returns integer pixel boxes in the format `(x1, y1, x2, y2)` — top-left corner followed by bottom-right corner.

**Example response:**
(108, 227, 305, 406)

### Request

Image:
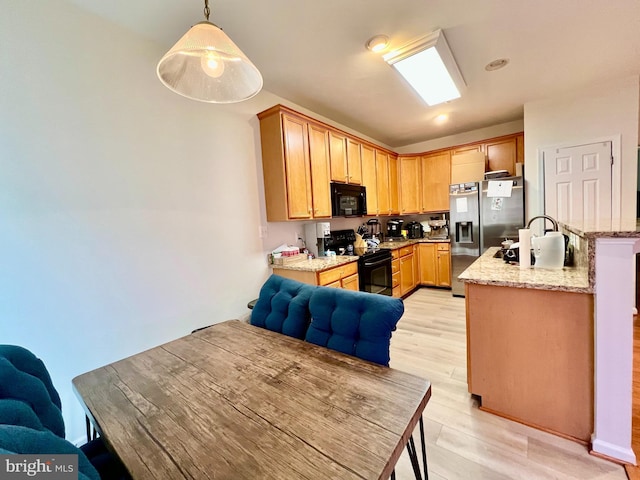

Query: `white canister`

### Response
(518, 228, 531, 269)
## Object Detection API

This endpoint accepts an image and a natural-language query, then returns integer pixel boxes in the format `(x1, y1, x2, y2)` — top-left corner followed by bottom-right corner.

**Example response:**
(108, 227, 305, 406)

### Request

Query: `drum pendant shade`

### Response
(157, 20, 263, 103)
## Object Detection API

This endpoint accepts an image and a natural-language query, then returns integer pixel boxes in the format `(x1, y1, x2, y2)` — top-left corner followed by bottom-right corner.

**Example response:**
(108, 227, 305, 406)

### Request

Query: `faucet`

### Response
(526, 215, 558, 232)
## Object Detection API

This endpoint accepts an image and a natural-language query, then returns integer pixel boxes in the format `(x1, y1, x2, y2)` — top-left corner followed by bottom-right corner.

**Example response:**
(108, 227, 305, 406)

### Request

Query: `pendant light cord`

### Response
(204, 0, 210, 21)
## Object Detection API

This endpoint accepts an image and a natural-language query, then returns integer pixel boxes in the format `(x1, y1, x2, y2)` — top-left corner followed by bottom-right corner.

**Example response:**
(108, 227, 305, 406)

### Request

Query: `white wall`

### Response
(0, 0, 277, 443)
(524, 75, 640, 230)
(0, 0, 400, 444)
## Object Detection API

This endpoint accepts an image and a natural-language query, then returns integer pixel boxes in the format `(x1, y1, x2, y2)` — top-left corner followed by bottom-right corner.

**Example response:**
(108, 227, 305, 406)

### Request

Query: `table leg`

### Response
(405, 414, 429, 480)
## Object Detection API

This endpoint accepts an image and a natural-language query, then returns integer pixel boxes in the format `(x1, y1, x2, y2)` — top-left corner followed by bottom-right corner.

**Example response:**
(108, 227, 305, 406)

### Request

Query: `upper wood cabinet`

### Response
(259, 108, 313, 221)
(258, 104, 524, 221)
(389, 154, 400, 215)
(330, 132, 362, 185)
(485, 137, 518, 176)
(329, 131, 347, 183)
(421, 151, 451, 213)
(399, 156, 421, 214)
(307, 123, 332, 218)
(376, 150, 391, 215)
(345, 138, 363, 185)
(361, 144, 378, 215)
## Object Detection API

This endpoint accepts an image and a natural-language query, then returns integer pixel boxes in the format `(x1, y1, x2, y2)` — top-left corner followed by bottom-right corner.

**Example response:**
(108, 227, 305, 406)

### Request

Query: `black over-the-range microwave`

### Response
(330, 182, 367, 217)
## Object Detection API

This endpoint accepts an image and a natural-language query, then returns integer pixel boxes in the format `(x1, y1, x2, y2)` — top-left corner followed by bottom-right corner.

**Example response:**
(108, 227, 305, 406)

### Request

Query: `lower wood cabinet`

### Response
(466, 283, 594, 442)
(273, 261, 359, 290)
(392, 245, 418, 297)
(419, 243, 451, 287)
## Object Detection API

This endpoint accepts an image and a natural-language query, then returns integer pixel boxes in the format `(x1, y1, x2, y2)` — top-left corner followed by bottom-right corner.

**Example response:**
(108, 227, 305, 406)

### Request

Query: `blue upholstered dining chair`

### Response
(0, 345, 130, 480)
(305, 286, 404, 366)
(305, 287, 429, 480)
(250, 274, 316, 339)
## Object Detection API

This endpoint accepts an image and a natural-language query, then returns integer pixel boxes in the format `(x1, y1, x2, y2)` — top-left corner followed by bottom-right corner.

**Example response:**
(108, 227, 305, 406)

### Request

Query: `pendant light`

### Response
(157, 0, 263, 103)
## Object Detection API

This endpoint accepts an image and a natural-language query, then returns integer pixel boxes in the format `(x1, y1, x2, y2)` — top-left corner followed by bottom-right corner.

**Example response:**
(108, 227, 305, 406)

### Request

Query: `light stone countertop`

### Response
(272, 254, 358, 273)
(459, 247, 591, 293)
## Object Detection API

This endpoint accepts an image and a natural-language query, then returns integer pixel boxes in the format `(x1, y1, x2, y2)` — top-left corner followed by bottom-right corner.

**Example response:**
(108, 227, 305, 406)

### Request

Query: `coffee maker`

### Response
(386, 218, 404, 238)
(367, 219, 381, 239)
(304, 222, 331, 257)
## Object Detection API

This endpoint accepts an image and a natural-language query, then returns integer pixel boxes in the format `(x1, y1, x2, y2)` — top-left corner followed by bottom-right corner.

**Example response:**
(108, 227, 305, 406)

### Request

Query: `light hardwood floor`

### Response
(389, 288, 626, 480)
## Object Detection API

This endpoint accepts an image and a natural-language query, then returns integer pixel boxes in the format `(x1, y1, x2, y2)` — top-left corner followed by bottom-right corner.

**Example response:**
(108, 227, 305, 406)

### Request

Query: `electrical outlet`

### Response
(294, 231, 301, 245)
(258, 225, 268, 239)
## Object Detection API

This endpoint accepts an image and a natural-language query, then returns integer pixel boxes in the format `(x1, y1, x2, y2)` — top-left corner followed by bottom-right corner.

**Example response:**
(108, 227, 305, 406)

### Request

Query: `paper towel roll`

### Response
(518, 228, 531, 269)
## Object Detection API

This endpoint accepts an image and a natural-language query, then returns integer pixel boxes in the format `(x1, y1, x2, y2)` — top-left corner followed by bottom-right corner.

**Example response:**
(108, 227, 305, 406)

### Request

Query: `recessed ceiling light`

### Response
(434, 113, 449, 124)
(366, 35, 390, 53)
(485, 58, 509, 71)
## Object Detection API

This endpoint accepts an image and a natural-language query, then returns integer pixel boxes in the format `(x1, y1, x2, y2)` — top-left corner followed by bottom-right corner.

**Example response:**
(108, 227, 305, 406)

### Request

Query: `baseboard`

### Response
(591, 437, 637, 465)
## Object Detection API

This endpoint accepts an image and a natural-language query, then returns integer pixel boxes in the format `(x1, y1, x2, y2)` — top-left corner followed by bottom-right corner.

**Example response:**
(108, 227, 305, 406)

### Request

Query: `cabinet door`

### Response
(346, 138, 362, 185)
(419, 243, 437, 286)
(341, 273, 359, 291)
(399, 253, 415, 296)
(437, 245, 451, 287)
(361, 144, 378, 215)
(376, 150, 390, 215)
(421, 151, 451, 213)
(485, 137, 517, 176)
(329, 131, 348, 183)
(516, 133, 525, 165)
(399, 156, 421, 214)
(308, 123, 332, 218)
(389, 155, 400, 215)
(282, 114, 312, 219)
(452, 144, 483, 156)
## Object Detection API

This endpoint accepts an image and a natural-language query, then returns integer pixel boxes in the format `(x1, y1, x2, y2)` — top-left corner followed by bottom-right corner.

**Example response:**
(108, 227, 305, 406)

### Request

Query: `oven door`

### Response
(359, 254, 392, 296)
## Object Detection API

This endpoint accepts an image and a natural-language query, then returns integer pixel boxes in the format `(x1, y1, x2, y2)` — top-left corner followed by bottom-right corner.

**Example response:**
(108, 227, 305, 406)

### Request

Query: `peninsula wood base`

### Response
(465, 283, 594, 442)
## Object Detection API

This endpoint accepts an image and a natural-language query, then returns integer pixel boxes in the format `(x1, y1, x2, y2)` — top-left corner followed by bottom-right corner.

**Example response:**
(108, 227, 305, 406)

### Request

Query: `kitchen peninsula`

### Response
(460, 247, 593, 443)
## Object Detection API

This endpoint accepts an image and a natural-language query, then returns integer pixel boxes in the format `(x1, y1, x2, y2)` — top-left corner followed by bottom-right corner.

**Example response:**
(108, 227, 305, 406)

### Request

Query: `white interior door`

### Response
(543, 141, 612, 230)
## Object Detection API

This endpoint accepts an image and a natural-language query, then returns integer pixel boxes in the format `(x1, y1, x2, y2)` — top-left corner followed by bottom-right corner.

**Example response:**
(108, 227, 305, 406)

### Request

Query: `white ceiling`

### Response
(66, 0, 640, 148)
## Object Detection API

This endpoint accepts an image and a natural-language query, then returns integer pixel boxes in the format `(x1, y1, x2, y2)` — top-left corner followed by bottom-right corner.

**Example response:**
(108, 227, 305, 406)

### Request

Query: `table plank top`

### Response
(73, 320, 431, 480)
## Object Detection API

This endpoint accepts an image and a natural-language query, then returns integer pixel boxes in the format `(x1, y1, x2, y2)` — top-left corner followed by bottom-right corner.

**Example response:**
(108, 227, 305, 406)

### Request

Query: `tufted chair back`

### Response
(305, 287, 404, 367)
(0, 345, 65, 438)
(251, 275, 316, 339)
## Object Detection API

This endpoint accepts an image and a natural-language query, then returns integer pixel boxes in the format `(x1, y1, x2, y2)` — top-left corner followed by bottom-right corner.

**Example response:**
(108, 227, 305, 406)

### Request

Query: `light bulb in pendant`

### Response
(201, 51, 225, 78)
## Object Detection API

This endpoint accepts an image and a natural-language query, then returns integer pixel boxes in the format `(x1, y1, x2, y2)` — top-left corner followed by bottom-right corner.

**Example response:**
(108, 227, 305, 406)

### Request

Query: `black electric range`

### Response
(325, 230, 392, 295)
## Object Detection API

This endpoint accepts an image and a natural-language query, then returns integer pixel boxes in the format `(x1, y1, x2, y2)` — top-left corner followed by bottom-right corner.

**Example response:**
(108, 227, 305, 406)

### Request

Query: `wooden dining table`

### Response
(73, 320, 431, 479)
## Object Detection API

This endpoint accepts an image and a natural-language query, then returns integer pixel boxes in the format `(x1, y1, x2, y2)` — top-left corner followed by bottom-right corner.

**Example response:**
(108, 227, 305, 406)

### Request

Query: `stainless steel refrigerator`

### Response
(449, 176, 525, 296)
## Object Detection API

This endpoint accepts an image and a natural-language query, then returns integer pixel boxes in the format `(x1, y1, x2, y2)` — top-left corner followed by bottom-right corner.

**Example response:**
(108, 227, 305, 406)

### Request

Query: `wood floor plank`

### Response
(390, 288, 627, 480)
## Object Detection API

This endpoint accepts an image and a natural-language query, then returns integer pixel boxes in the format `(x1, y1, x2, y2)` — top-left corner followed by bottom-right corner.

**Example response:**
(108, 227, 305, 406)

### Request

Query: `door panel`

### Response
(543, 142, 612, 231)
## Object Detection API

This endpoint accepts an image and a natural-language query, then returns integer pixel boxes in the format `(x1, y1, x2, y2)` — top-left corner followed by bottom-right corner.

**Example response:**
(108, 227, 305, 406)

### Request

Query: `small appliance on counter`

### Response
(304, 222, 330, 258)
(406, 221, 424, 239)
(386, 218, 404, 238)
(427, 218, 449, 240)
(367, 219, 382, 239)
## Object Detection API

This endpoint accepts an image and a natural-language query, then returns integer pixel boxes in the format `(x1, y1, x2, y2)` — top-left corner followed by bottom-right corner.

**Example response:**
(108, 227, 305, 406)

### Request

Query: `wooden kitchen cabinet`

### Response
(341, 272, 360, 291)
(398, 245, 417, 297)
(421, 151, 451, 212)
(345, 138, 363, 185)
(361, 144, 378, 215)
(485, 136, 518, 176)
(391, 254, 401, 298)
(419, 242, 451, 287)
(466, 283, 593, 442)
(376, 150, 391, 215)
(259, 108, 313, 221)
(329, 131, 347, 183)
(307, 123, 332, 218)
(388, 154, 400, 215)
(273, 261, 358, 290)
(436, 243, 451, 287)
(398, 156, 421, 214)
(330, 132, 362, 185)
